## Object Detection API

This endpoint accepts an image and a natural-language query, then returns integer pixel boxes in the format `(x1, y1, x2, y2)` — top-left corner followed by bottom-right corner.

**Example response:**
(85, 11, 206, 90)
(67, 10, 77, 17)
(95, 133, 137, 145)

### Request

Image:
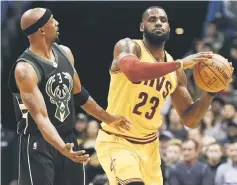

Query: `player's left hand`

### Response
(181, 52, 213, 69)
(109, 115, 132, 133)
(207, 59, 234, 96)
(63, 143, 90, 163)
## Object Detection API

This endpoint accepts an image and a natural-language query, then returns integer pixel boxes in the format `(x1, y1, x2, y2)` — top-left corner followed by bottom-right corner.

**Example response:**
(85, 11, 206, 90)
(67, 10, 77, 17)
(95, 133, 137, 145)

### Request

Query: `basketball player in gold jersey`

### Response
(96, 6, 232, 185)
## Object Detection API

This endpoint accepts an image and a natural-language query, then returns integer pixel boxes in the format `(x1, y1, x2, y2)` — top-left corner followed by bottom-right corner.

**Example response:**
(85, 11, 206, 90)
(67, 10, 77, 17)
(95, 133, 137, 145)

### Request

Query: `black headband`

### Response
(23, 9, 52, 36)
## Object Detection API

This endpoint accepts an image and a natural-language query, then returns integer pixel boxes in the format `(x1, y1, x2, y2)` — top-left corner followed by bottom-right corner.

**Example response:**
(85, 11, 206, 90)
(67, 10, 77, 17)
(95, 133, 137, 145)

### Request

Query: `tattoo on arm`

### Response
(23, 93, 34, 105)
(123, 39, 131, 53)
(19, 67, 29, 82)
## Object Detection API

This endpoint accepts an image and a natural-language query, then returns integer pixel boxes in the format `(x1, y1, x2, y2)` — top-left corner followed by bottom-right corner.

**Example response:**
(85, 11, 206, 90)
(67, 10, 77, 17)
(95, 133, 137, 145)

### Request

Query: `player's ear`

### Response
(38, 28, 45, 35)
(140, 22, 144, 32)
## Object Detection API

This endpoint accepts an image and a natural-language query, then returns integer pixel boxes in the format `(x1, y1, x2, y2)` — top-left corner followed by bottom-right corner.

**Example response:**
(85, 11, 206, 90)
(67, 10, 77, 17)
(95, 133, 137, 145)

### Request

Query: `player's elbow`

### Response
(122, 68, 140, 83)
(124, 73, 140, 83)
(182, 119, 199, 129)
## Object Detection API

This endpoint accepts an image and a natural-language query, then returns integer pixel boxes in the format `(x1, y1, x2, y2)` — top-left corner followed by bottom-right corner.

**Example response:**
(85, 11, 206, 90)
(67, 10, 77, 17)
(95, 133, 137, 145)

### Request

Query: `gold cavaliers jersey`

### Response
(101, 40, 178, 143)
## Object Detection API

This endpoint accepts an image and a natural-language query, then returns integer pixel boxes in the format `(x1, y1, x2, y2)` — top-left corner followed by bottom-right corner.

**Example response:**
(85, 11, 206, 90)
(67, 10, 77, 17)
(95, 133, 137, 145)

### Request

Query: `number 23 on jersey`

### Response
(132, 92, 159, 120)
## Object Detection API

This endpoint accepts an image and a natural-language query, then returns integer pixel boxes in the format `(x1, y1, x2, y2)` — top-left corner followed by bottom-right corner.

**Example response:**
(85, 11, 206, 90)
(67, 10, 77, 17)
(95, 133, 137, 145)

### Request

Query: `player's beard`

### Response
(54, 34, 60, 44)
(55, 37, 60, 44)
(144, 29, 170, 48)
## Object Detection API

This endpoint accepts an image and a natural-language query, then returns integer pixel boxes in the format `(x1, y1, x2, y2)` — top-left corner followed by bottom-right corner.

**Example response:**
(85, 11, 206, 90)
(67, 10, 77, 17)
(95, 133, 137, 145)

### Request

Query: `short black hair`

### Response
(142, 6, 166, 21)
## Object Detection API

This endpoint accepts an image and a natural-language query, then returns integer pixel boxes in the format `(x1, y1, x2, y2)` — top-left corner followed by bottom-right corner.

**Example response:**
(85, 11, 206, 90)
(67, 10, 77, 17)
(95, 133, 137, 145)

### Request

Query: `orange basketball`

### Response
(193, 54, 232, 92)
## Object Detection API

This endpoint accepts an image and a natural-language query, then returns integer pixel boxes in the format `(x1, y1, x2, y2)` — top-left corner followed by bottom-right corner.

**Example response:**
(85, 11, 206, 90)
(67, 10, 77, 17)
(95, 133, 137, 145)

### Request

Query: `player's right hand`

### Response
(61, 143, 90, 163)
(181, 52, 213, 69)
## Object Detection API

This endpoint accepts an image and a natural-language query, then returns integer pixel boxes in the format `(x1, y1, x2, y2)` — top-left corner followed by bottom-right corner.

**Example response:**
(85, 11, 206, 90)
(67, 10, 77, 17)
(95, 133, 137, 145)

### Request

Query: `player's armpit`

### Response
(15, 62, 66, 153)
(171, 69, 213, 128)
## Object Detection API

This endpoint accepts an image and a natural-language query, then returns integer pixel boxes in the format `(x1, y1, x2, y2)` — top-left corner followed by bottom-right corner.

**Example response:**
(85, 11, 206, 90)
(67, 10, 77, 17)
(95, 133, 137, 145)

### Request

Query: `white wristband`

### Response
(177, 60, 184, 69)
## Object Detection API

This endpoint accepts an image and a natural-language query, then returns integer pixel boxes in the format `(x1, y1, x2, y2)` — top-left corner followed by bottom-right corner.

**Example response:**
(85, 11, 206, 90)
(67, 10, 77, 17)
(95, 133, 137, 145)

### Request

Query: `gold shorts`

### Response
(95, 130, 163, 185)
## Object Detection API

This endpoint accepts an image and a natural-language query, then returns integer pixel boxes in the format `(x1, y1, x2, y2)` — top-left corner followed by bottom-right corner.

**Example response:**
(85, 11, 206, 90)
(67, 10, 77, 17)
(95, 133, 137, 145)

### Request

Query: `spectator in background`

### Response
(159, 131, 174, 162)
(199, 136, 216, 162)
(223, 103, 237, 123)
(188, 127, 204, 145)
(203, 21, 225, 53)
(203, 42, 214, 52)
(227, 38, 237, 87)
(225, 121, 237, 144)
(205, 142, 225, 184)
(229, 38, 237, 68)
(80, 120, 104, 185)
(165, 139, 183, 166)
(74, 113, 88, 145)
(216, 103, 237, 144)
(167, 139, 212, 185)
(223, 1, 237, 30)
(200, 110, 216, 137)
(215, 141, 237, 185)
(167, 108, 188, 141)
(211, 97, 225, 125)
(81, 120, 100, 150)
(185, 38, 205, 56)
(159, 131, 174, 185)
(188, 123, 216, 156)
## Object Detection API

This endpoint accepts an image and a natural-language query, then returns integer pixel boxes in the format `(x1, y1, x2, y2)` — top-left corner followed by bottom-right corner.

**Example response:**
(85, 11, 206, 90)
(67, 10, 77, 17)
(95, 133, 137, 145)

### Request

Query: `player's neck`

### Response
(143, 39, 165, 62)
(29, 38, 53, 60)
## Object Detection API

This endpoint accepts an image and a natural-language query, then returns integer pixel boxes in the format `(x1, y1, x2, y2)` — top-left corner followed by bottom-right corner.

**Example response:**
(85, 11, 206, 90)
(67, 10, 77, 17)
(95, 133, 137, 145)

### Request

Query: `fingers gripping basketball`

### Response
(193, 54, 233, 92)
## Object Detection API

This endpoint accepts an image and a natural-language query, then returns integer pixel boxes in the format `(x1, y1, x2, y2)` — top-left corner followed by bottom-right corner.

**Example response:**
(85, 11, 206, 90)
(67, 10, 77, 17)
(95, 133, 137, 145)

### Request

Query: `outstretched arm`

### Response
(112, 38, 213, 82)
(170, 69, 214, 128)
(112, 38, 182, 82)
(15, 62, 87, 162)
(60, 45, 129, 126)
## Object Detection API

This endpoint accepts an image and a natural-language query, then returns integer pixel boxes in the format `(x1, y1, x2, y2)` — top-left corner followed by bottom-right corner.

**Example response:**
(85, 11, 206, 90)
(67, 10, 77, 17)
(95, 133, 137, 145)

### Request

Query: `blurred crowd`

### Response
(1, 1, 237, 185)
(72, 94, 237, 185)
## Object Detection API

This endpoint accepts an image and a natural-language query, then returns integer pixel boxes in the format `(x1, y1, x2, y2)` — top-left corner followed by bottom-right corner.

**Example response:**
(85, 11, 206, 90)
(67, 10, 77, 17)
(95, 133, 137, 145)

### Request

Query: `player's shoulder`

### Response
(164, 50, 174, 61)
(59, 45, 72, 54)
(59, 45, 75, 64)
(113, 38, 141, 57)
(15, 61, 38, 82)
(15, 61, 35, 73)
(115, 37, 142, 47)
(114, 37, 132, 49)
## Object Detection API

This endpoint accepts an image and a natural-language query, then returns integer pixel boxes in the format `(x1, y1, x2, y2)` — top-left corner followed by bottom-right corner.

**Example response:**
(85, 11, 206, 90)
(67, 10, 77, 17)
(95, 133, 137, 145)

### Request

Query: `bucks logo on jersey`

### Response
(46, 72, 73, 122)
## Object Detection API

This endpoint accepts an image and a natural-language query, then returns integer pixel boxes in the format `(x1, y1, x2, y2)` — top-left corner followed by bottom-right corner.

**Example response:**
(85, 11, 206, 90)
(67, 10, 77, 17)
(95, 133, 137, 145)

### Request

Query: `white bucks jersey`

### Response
(8, 43, 76, 134)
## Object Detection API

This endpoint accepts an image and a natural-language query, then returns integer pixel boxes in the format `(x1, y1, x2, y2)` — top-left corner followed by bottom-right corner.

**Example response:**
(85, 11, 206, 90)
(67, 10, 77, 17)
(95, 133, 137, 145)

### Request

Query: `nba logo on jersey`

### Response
(33, 142, 37, 150)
